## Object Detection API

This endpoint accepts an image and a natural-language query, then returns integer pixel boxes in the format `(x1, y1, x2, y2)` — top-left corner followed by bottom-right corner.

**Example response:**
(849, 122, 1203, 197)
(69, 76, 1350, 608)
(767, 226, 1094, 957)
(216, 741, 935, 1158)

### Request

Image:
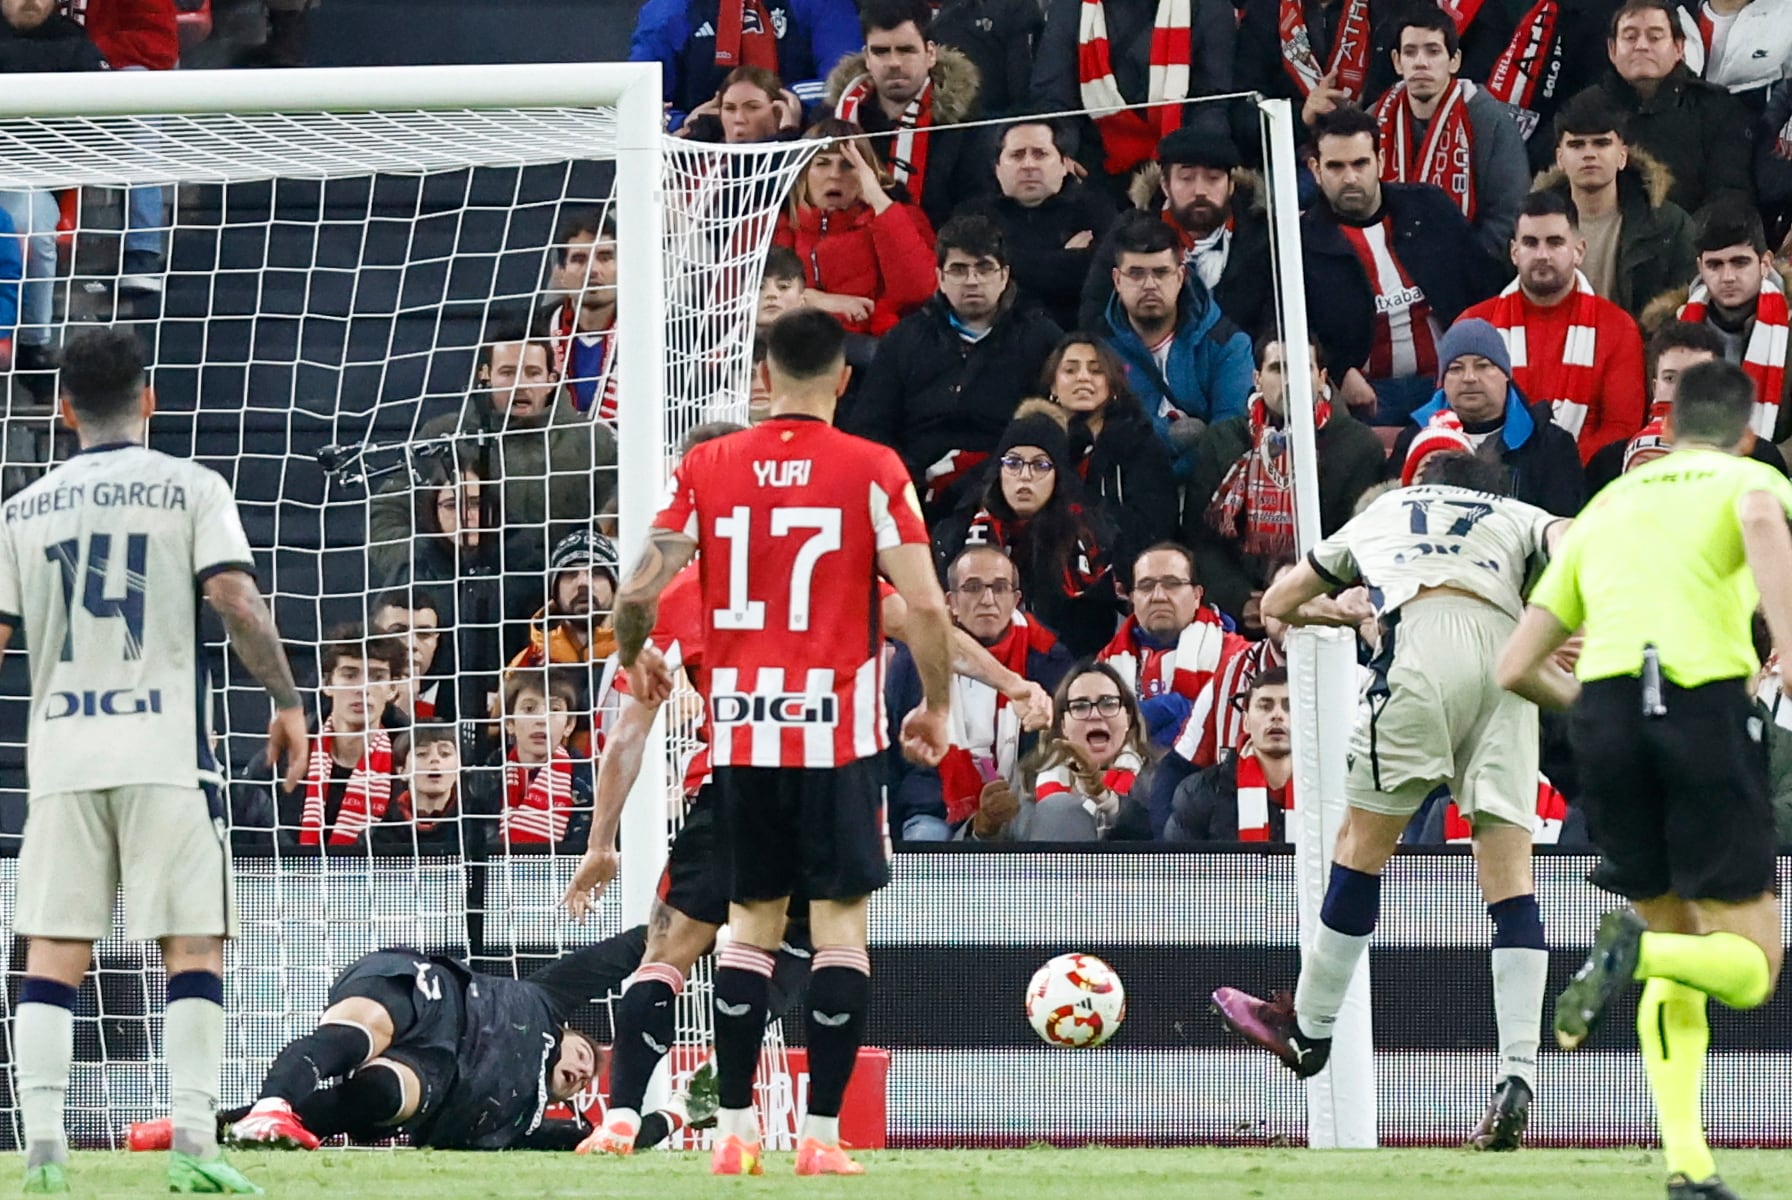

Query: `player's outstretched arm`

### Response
(204, 569, 307, 791)
(880, 591, 1051, 731)
(562, 691, 658, 919)
(614, 528, 697, 669)
(1262, 560, 1371, 628)
(1495, 605, 1580, 711)
(1740, 490, 1792, 694)
(879, 542, 954, 765)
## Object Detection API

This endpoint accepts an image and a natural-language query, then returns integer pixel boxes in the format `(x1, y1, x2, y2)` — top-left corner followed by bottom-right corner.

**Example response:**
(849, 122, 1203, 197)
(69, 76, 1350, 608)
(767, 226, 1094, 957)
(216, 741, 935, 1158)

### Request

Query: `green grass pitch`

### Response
(41, 1147, 1792, 1198)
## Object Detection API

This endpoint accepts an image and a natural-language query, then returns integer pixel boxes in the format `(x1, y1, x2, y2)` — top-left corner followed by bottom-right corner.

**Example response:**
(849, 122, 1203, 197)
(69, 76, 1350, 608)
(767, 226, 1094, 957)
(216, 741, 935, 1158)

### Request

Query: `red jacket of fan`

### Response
(70, 0, 179, 70)
(773, 198, 936, 337)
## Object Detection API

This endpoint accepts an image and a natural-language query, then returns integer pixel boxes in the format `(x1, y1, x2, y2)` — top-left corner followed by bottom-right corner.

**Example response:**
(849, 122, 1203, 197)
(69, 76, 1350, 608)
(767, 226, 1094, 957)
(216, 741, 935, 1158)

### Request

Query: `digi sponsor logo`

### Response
(45, 688, 164, 720)
(711, 692, 838, 725)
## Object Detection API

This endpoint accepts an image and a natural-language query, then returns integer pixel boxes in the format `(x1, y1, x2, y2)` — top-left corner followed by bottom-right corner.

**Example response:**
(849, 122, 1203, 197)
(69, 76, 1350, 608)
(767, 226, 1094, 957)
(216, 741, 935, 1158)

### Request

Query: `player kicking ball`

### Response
(1497, 360, 1790, 1200)
(0, 329, 308, 1194)
(1211, 433, 1569, 1151)
(610, 309, 954, 1177)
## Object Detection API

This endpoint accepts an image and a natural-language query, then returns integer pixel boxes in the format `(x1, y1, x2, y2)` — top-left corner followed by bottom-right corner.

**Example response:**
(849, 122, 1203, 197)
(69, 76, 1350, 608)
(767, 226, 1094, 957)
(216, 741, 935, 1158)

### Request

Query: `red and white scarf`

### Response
(1169, 636, 1280, 767)
(1033, 748, 1143, 836)
(937, 614, 1048, 825)
(714, 0, 778, 71)
(1624, 416, 1670, 472)
(1206, 394, 1333, 560)
(1077, 0, 1191, 175)
(1373, 79, 1477, 221)
(1442, 773, 1565, 843)
(1278, 0, 1373, 103)
(1337, 218, 1440, 381)
(1098, 607, 1227, 703)
(836, 74, 934, 197)
(1679, 274, 1790, 439)
(962, 507, 1111, 600)
(922, 447, 990, 508)
(299, 720, 393, 846)
(1488, 270, 1600, 440)
(552, 300, 619, 422)
(501, 746, 575, 846)
(1484, 0, 1563, 140)
(1235, 741, 1292, 842)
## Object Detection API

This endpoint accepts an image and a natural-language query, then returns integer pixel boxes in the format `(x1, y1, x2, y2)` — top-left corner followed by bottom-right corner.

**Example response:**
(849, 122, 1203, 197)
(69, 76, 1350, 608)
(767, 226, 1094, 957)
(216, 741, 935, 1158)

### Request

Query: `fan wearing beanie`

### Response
(1390, 318, 1584, 516)
(932, 401, 1124, 656)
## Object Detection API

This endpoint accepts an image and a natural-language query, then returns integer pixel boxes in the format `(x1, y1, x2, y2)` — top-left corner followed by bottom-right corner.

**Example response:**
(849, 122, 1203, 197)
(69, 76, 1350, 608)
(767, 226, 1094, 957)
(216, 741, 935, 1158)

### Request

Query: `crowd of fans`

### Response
(12, 0, 1792, 855)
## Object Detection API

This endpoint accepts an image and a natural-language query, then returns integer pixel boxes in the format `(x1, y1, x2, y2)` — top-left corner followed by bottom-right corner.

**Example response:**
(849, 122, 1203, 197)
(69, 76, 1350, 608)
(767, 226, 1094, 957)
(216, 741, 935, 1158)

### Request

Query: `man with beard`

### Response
(1080, 127, 1274, 339)
(543, 212, 622, 421)
(1464, 191, 1647, 463)
(508, 531, 621, 758)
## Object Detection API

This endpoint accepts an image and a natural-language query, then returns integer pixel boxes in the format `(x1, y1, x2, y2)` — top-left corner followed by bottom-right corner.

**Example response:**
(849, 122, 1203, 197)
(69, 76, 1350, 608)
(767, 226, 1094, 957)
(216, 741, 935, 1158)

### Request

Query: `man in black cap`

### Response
(1079, 125, 1273, 338)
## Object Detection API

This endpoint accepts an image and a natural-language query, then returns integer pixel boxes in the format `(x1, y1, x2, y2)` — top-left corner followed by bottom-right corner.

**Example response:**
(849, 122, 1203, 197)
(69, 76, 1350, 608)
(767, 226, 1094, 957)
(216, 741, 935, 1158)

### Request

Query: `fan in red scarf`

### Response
(1479, 0, 1565, 142)
(298, 721, 393, 847)
(545, 212, 619, 421)
(834, 77, 933, 201)
(1078, 0, 1193, 175)
(1233, 667, 1294, 841)
(294, 627, 405, 847)
(1373, 77, 1477, 222)
(1677, 212, 1790, 441)
(1278, 0, 1373, 103)
(493, 669, 585, 849)
(1205, 393, 1333, 564)
(937, 606, 1066, 826)
(1438, 774, 1566, 844)
(714, 0, 779, 72)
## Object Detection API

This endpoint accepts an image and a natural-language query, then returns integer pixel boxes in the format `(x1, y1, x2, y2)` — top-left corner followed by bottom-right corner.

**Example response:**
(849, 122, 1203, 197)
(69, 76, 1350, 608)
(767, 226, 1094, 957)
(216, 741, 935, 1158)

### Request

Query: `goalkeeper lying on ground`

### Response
(130, 928, 718, 1153)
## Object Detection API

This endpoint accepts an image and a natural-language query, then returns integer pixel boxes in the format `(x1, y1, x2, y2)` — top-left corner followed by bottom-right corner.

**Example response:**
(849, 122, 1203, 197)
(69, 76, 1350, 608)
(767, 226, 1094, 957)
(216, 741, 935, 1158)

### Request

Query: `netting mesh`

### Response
(0, 103, 818, 1148)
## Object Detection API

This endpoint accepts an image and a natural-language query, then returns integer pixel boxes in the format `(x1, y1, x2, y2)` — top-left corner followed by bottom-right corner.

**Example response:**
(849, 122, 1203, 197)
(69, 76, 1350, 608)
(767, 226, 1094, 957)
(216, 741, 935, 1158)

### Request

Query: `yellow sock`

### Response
(1635, 931, 1773, 1010)
(1637, 977, 1716, 1183)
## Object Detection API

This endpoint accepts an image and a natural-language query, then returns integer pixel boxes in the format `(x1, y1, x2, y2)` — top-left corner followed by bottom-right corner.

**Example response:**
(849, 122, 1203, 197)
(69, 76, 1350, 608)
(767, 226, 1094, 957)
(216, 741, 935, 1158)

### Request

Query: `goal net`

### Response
(0, 64, 820, 1150)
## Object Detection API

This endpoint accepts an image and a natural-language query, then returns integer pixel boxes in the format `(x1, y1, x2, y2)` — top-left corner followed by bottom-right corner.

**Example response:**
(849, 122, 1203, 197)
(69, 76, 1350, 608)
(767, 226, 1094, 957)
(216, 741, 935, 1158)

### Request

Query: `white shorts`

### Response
(15, 784, 238, 942)
(1345, 596, 1538, 832)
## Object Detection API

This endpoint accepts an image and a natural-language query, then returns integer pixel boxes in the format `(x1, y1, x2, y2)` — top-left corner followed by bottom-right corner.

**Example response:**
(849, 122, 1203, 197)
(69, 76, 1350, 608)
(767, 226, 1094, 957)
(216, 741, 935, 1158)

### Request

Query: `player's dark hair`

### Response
(1039, 334, 1144, 424)
(1134, 540, 1197, 585)
(935, 214, 1007, 270)
(320, 623, 409, 680)
(999, 117, 1069, 158)
(1517, 189, 1578, 229)
(1417, 451, 1511, 495)
(58, 327, 147, 426)
(1609, 0, 1684, 41)
(763, 245, 804, 285)
(1554, 89, 1629, 145)
(1673, 359, 1756, 447)
(859, 0, 931, 41)
(410, 723, 458, 753)
(1025, 659, 1150, 786)
(1109, 211, 1181, 262)
(371, 587, 441, 624)
(555, 209, 614, 265)
(947, 543, 1018, 590)
(1310, 104, 1382, 156)
(1646, 320, 1726, 383)
(1247, 665, 1290, 702)
(1393, 3, 1460, 57)
(766, 308, 847, 381)
(503, 664, 582, 716)
(1693, 200, 1769, 257)
(682, 421, 747, 454)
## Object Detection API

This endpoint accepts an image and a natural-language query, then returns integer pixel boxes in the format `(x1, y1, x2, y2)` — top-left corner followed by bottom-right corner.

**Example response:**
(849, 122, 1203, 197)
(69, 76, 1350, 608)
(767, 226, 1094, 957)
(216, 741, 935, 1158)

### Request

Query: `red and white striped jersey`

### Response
(652, 417, 928, 769)
(613, 564, 713, 796)
(1338, 218, 1441, 381)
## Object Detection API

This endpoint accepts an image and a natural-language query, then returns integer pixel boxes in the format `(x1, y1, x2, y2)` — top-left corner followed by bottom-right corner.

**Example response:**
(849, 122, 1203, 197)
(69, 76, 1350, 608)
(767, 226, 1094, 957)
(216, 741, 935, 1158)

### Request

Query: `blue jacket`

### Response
(1393, 385, 1587, 517)
(0, 205, 18, 341)
(629, 0, 861, 126)
(1101, 278, 1253, 478)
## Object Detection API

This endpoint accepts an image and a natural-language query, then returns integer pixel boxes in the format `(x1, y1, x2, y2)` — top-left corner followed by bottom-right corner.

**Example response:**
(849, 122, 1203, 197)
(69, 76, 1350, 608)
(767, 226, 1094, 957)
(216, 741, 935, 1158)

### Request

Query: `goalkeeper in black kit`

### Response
(131, 929, 700, 1152)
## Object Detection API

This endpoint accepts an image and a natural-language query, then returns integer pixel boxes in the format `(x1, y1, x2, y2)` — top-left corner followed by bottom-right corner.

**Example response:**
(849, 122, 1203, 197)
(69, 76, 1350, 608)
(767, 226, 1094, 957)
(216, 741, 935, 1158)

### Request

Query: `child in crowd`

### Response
(490, 667, 592, 854)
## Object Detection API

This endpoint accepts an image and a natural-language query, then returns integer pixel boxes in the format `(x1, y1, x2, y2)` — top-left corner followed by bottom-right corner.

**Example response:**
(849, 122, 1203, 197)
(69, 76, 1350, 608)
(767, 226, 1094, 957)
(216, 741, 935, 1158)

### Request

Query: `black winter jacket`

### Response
(1389, 388, 1586, 518)
(1578, 66, 1755, 216)
(957, 181, 1118, 334)
(0, 13, 107, 73)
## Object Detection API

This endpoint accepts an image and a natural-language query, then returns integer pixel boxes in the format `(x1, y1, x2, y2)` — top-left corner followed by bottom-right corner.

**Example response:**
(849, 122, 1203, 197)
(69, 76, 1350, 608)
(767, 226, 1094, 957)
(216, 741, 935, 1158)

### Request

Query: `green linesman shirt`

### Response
(1529, 448, 1792, 686)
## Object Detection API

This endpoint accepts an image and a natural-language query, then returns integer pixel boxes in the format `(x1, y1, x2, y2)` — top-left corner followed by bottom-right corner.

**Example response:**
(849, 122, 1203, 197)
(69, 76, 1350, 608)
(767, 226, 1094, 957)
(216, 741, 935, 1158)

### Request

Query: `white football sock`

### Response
(1293, 924, 1371, 1041)
(801, 1114, 841, 1145)
(1491, 946, 1549, 1089)
(16, 1003, 73, 1168)
(166, 996, 224, 1159)
(716, 1106, 759, 1141)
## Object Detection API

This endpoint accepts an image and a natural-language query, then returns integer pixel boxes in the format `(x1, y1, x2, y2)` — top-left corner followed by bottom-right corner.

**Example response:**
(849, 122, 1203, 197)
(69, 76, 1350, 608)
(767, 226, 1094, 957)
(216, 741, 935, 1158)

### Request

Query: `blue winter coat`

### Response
(628, 0, 861, 126)
(1101, 277, 1254, 478)
(0, 205, 18, 341)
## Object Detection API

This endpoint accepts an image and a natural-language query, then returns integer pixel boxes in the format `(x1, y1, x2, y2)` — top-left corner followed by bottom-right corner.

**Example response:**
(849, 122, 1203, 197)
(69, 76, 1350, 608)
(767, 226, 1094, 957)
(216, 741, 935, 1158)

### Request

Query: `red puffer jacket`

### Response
(71, 0, 179, 70)
(773, 199, 936, 336)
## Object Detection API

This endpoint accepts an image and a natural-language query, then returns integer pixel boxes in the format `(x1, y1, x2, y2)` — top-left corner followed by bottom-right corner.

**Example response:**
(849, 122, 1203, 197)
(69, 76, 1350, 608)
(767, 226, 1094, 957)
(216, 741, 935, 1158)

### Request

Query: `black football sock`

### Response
(259, 1022, 373, 1106)
(607, 963, 684, 1114)
(803, 948, 872, 1120)
(292, 1065, 408, 1141)
(713, 943, 776, 1112)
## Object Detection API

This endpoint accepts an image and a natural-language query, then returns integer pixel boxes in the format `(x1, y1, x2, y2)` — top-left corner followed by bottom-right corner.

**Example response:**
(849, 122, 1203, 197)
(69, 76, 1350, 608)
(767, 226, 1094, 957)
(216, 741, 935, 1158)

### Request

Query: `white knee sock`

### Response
(1293, 924, 1371, 1040)
(1491, 947, 1548, 1089)
(165, 996, 224, 1159)
(16, 1002, 74, 1168)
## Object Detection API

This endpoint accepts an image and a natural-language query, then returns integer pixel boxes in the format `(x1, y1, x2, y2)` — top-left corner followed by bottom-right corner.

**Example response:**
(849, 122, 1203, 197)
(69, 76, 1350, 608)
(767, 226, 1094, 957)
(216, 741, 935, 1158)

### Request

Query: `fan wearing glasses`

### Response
(976, 661, 1151, 842)
(931, 401, 1123, 657)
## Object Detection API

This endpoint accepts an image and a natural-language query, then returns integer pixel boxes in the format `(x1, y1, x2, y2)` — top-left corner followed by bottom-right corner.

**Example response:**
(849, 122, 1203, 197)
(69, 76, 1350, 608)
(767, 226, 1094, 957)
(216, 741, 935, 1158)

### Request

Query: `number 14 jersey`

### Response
(0, 444, 257, 797)
(652, 416, 928, 769)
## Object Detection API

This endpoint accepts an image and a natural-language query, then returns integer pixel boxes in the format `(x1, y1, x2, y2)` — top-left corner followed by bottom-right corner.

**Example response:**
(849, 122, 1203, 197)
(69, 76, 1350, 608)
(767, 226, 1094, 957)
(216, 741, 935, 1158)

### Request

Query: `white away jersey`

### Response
(0, 444, 256, 796)
(1308, 485, 1560, 621)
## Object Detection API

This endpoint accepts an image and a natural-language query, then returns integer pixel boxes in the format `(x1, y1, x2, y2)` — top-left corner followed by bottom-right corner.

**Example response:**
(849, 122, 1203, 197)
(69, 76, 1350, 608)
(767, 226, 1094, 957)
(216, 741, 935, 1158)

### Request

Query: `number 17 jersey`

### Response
(652, 416, 929, 769)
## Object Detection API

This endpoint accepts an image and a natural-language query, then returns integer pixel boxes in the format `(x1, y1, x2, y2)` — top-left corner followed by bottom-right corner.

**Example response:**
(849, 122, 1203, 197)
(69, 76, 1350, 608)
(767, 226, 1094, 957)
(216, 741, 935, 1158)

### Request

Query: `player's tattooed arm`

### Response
(614, 528, 698, 666)
(203, 569, 301, 711)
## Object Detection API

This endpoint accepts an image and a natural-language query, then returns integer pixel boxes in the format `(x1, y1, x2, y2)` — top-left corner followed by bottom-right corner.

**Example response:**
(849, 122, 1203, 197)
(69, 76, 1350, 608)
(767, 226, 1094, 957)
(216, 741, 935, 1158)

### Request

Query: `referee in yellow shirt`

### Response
(1497, 360, 1792, 1200)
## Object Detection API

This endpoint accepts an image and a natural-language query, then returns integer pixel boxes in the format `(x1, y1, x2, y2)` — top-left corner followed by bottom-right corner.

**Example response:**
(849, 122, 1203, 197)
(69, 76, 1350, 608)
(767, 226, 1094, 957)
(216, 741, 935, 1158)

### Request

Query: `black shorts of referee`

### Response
(1571, 673, 1778, 903)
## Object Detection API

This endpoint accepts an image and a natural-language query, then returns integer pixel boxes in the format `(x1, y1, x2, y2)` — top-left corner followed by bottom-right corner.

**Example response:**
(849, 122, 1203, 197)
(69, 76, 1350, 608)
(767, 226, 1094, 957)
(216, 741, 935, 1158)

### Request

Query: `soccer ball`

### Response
(1024, 953, 1126, 1048)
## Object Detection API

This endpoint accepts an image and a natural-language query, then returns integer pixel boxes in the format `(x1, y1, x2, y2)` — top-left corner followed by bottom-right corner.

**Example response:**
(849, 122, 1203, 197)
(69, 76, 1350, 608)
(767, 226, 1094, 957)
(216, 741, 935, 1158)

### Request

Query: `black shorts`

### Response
(1571, 675, 1777, 903)
(712, 759, 889, 904)
(656, 786, 729, 927)
(328, 950, 466, 1123)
